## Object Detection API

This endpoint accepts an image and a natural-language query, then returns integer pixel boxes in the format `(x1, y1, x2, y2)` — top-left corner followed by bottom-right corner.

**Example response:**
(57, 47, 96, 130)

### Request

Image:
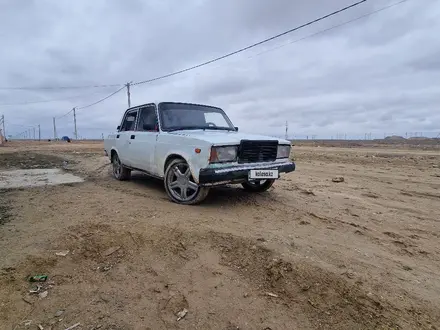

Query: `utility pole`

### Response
(73, 107, 78, 140)
(1, 115, 5, 139)
(33, 127, 36, 140)
(285, 121, 288, 140)
(126, 82, 131, 108)
(53, 117, 57, 140)
(38, 125, 41, 141)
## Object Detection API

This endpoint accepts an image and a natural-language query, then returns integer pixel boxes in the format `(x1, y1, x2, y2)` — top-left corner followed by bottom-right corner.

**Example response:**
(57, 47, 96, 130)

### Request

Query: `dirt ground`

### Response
(0, 140, 439, 330)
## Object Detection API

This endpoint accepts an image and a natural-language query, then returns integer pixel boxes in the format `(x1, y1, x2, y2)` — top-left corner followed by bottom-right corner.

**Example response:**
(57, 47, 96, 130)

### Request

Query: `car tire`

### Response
(242, 179, 275, 192)
(164, 158, 209, 205)
(112, 152, 131, 181)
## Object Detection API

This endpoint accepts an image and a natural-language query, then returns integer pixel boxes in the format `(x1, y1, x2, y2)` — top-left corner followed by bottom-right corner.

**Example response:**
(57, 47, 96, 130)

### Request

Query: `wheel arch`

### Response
(163, 152, 203, 183)
(164, 153, 187, 172)
(110, 148, 118, 160)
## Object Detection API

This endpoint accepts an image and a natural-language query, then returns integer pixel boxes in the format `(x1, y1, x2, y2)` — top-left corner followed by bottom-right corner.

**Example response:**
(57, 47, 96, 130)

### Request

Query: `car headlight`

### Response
(277, 144, 291, 159)
(210, 146, 238, 163)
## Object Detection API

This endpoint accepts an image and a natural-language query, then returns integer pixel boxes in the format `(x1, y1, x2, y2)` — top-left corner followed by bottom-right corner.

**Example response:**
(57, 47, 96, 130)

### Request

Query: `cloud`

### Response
(0, 0, 439, 139)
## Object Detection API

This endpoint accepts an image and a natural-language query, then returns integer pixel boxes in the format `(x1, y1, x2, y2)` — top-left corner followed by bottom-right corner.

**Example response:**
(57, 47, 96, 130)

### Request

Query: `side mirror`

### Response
(235, 127, 239, 131)
(117, 125, 121, 130)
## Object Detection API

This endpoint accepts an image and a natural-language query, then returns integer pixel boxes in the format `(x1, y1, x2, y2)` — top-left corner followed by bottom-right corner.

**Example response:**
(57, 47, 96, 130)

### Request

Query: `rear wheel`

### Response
(164, 159, 209, 205)
(242, 179, 275, 192)
(112, 152, 131, 181)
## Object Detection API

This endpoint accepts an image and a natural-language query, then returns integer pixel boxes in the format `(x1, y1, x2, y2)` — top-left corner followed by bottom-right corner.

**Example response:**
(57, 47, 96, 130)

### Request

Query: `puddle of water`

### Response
(0, 168, 84, 189)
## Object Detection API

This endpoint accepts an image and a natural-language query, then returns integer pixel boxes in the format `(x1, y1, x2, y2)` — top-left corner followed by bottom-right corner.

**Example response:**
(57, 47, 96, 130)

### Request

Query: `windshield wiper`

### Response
(203, 127, 236, 131)
(166, 126, 235, 132)
(166, 126, 206, 132)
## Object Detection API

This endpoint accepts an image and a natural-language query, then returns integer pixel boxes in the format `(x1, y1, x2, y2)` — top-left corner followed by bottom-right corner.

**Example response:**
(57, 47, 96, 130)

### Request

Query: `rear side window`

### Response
(120, 111, 138, 131)
(138, 106, 158, 131)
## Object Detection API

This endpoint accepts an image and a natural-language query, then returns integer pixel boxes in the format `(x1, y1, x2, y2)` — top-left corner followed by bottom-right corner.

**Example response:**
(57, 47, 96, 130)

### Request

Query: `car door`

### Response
(129, 105, 159, 174)
(115, 109, 139, 167)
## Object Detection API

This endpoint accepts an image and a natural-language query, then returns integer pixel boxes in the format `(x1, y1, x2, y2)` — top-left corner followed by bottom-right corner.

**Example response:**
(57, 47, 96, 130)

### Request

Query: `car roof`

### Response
(126, 101, 222, 112)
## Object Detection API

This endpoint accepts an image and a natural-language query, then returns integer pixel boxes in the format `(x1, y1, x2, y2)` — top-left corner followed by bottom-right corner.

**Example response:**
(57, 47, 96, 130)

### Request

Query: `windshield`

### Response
(159, 102, 235, 131)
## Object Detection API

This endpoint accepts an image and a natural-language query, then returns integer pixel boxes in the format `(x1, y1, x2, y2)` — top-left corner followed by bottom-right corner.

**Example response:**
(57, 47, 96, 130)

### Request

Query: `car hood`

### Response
(167, 130, 289, 145)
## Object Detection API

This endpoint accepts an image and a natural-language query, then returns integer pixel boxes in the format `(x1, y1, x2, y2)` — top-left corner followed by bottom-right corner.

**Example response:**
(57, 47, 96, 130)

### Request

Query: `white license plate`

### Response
(249, 169, 279, 179)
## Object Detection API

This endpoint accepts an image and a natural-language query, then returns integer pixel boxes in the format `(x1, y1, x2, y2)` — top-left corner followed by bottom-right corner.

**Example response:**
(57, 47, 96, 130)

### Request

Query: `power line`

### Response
(0, 83, 122, 91)
(6, 123, 38, 129)
(53, 86, 125, 137)
(184, 0, 410, 81)
(249, 0, 410, 59)
(132, 0, 367, 86)
(0, 90, 114, 106)
(0, 0, 404, 96)
(54, 86, 126, 119)
(56, 109, 74, 120)
(76, 85, 126, 110)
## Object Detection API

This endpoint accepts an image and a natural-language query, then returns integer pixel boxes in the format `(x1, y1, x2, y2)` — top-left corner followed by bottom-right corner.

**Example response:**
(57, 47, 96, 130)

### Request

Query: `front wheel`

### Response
(242, 179, 275, 192)
(164, 159, 209, 205)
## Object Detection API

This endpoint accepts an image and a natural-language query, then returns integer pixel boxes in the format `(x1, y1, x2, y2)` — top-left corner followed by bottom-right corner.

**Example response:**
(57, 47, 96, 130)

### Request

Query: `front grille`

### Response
(238, 140, 278, 163)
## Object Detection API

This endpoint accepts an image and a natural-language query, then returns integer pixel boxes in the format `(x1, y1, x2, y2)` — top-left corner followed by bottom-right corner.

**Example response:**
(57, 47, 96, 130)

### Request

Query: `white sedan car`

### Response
(104, 102, 295, 204)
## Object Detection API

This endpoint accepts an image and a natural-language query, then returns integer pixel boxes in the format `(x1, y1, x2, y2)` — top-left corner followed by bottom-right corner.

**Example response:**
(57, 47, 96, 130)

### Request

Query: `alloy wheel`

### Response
(113, 154, 121, 178)
(167, 163, 199, 202)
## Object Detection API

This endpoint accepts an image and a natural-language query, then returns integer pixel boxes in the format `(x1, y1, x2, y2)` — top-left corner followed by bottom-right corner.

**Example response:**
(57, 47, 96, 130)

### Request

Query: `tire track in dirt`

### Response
(3, 222, 431, 329)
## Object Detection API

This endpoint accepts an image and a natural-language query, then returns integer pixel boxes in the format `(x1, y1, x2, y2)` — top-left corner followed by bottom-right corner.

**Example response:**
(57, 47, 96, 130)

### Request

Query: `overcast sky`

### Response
(1, 0, 439, 139)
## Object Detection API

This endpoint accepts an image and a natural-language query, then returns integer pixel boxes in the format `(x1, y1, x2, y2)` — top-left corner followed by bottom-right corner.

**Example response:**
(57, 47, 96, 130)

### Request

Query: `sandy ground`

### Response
(0, 169, 83, 189)
(0, 140, 439, 330)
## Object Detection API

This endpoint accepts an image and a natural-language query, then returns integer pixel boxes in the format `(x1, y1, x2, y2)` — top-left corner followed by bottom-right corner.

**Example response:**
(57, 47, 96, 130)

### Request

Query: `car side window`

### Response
(120, 111, 138, 131)
(138, 106, 158, 131)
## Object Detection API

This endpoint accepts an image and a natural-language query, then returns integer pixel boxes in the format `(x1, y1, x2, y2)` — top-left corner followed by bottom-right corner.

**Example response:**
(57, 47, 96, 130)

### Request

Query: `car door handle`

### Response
(116, 134, 120, 139)
(130, 135, 135, 140)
